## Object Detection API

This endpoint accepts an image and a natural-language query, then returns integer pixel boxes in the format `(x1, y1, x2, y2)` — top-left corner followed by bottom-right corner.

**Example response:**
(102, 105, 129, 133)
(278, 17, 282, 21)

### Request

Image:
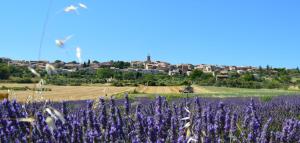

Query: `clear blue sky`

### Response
(1, 0, 300, 68)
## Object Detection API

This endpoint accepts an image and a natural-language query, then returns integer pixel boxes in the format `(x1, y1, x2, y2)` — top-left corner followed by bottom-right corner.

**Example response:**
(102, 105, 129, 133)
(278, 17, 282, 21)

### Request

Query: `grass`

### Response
(199, 86, 300, 96)
(0, 85, 52, 91)
(124, 85, 300, 100)
(1, 83, 300, 102)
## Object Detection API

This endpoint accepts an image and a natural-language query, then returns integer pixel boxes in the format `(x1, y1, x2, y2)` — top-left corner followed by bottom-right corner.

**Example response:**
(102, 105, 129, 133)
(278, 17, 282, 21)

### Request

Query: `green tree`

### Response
(143, 74, 157, 86)
(229, 72, 240, 78)
(93, 60, 99, 64)
(123, 72, 136, 80)
(96, 68, 114, 79)
(83, 62, 87, 68)
(112, 61, 130, 69)
(70, 61, 77, 64)
(87, 59, 91, 67)
(258, 66, 263, 74)
(54, 60, 62, 63)
(113, 71, 123, 80)
(189, 69, 203, 80)
(0, 64, 10, 79)
(266, 65, 271, 71)
(241, 73, 255, 81)
(278, 75, 291, 84)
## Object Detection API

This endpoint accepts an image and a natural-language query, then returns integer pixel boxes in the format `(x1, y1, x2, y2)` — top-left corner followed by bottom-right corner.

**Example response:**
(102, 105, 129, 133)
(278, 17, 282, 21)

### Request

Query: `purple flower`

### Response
(135, 104, 146, 142)
(230, 112, 238, 135)
(124, 93, 130, 115)
(259, 118, 272, 143)
(99, 98, 107, 130)
(147, 116, 157, 142)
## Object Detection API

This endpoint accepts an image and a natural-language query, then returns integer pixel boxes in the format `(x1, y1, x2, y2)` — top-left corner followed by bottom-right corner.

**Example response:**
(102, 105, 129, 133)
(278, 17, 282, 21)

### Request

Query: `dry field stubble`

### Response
(0, 83, 135, 102)
(0, 84, 195, 101)
(2, 83, 296, 101)
(135, 86, 182, 94)
(133, 85, 213, 94)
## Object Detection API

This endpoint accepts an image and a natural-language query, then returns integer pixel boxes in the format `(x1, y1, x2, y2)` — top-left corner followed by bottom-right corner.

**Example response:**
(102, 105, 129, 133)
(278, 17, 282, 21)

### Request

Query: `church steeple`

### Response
(146, 54, 151, 63)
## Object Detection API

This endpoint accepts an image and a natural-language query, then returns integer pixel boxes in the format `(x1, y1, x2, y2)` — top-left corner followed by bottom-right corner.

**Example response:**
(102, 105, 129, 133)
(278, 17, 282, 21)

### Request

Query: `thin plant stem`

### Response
(38, 0, 53, 60)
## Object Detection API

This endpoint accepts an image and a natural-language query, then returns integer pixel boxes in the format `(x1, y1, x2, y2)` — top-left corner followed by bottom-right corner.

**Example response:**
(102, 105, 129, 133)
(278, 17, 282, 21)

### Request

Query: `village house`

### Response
(119, 68, 137, 72)
(195, 64, 216, 73)
(215, 70, 230, 80)
(145, 63, 157, 70)
(237, 70, 246, 74)
(9, 60, 30, 67)
(55, 68, 76, 74)
(155, 61, 171, 72)
(168, 69, 180, 76)
(53, 61, 65, 68)
(130, 61, 144, 69)
(237, 66, 251, 71)
(29, 60, 49, 69)
(89, 62, 101, 69)
(99, 62, 113, 68)
(64, 62, 79, 69)
(0, 57, 263, 76)
(229, 66, 237, 71)
(177, 64, 193, 74)
(141, 69, 164, 74)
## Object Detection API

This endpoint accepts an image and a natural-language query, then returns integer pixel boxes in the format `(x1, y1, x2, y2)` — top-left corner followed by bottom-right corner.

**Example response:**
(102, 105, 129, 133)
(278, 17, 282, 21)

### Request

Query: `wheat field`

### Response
(0, 84, 189, 102)
(0, 83, 136, 102)
(135, 86, 183, 94)
(1, 83, 299, 102)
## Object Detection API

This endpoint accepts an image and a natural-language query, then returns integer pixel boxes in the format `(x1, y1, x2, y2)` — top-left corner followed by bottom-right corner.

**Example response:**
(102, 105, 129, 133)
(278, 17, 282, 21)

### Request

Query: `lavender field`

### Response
(3, 0, 300, 142)
(1, 95, 300, 143)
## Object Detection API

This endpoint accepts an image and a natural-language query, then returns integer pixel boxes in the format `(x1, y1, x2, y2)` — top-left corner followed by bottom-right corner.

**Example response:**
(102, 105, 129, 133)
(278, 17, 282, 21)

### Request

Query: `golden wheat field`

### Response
(134, 86, 215, 94)
(0, 83, 195, 102)
(0, 84, 212, 102)
(0, 83, 136, 102)
(1, 83, 298, 102)
(135, 86, 182, 94)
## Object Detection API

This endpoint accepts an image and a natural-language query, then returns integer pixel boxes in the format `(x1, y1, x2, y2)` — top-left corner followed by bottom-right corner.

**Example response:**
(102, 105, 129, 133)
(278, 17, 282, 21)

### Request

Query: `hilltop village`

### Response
(0, 55, 258, 80)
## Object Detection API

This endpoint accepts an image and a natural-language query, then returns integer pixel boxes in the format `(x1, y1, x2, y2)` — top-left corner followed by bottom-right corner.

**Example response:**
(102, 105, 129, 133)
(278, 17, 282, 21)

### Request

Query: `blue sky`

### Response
(1, 0, 300, 68)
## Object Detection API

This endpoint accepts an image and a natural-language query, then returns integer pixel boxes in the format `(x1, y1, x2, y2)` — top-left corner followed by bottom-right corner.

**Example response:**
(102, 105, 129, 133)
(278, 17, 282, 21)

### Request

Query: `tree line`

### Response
(1, 60, 300, 89)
